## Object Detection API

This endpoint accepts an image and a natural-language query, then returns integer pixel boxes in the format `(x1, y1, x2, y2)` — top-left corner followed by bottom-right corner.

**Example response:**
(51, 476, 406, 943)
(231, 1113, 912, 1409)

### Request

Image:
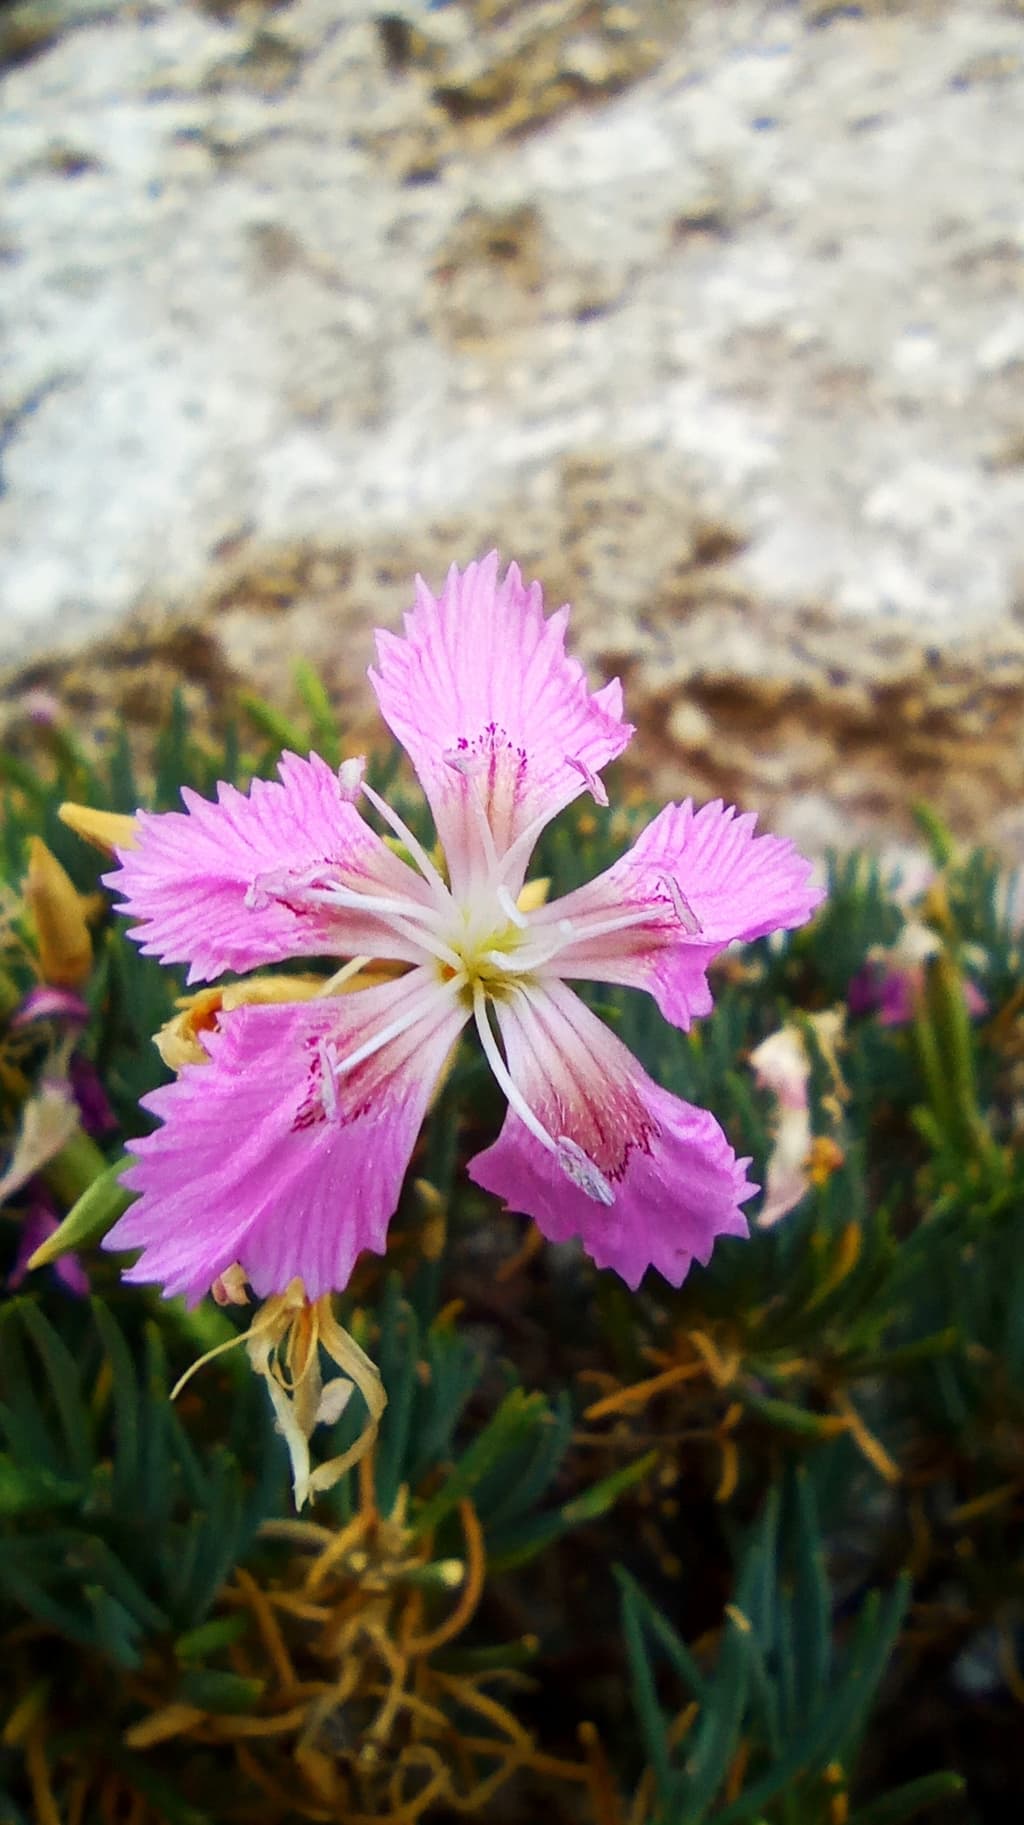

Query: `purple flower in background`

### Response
(12, 985, 90, 1029)
(8, 1192, 89, 1297)
(849, 921, 987, 1028)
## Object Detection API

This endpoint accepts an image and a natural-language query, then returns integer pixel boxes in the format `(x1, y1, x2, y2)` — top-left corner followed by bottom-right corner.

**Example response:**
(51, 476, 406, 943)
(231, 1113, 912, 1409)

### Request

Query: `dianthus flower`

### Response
(103, 555, 822, 1304)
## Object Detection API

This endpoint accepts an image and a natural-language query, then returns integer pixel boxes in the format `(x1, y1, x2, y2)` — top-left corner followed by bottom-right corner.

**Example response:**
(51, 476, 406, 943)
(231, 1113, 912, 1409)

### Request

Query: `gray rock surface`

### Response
(1, 0, 1022, 852)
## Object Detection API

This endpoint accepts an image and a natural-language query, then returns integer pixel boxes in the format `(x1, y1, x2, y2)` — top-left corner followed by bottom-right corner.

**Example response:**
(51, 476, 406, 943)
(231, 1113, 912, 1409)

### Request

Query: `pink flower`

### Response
(102, 555, 822, 1305)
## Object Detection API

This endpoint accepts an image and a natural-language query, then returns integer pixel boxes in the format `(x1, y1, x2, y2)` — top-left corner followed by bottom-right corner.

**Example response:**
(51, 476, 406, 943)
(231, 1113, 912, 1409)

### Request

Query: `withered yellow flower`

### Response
(24, 838, 92, 988)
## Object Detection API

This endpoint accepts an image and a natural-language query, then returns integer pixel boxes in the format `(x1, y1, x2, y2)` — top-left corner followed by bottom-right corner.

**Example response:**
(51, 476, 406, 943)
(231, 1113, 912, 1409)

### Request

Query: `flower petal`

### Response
(370, 554, 633, 892)
(532, 799, 823, 1028)
(12, 985, 90, 1028)
(107, 971, 467, 1303)
(468, 980, 754, 1288)
(104, 751, 437, 984)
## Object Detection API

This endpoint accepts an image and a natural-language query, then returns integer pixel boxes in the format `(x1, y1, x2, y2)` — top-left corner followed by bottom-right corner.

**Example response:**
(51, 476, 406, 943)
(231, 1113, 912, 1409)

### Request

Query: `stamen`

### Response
(480, 942, 564, 975)
(471, 987, 614, 1204)
(247, 866, 446, 933)
(556, 1136, 615, 1205)
(538, 899, 681, 952)
(566, 754, 609, 808)
(329, 974, 465, 1082)
(360, 781, 449, 898)
(244, 866, 324, 913)
(497, 885, 527, 930)
(472, 986, 558, 1157)
(660, 873, 703, 935)
(317, 954, 374, 996)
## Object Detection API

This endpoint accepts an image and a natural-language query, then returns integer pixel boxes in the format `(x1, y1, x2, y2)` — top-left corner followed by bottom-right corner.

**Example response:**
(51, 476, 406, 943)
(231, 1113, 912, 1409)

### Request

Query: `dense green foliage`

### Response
(0, 683, 1020, 1823)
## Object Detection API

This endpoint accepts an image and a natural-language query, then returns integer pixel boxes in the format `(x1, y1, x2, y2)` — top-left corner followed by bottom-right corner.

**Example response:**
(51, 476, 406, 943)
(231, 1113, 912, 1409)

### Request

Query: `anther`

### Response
(566, 754, 609, 808)
(660, 874, 703, 936)
(337, 757, 366, 800)
(245, 864, 326, 912)
(318, 1038, 341, 1122)
(557, 1136, 615, 1205)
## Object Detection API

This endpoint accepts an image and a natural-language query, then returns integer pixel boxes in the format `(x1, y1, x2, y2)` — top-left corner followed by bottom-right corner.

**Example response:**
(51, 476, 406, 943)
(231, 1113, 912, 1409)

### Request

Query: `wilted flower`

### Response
(23, 836, 93, 988)
(0, 1076, 81, 1208)
(101, 555, 821, 1304)
(175, 1269, 385, 1508)
(750, 1010, 846, 1228)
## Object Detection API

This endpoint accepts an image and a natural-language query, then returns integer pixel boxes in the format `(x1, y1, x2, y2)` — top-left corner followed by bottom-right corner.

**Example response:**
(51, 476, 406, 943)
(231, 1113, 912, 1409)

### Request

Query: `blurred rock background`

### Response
(1, 0, 1022, 858)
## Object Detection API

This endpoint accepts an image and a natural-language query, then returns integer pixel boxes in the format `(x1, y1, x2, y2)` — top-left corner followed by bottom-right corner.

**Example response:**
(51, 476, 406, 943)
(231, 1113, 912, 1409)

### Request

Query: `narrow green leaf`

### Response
(819, 1577, 910, 1760)
(410, 1389, 546, 1537)
(0, 1453, 81, 1514)
(721, 1580, 911, 1824)
(17, 1305, 92, 1480)
(742, 1389, 841, 1437)
(0, 1555, 98, 1649)
(561, 1449, 658, 1525)
(293, 660, 340, 765)
(614, 1568, 709, 1704)
(27, 1156, 134, 1267)
(619, 1581, 675, 1804)
(792, 1470, 831, 1710)
(91, 1299, 140, 1511)
(153, 689, 192, 807)
(238, 693, 307, 755)
(85, 1584, 145, 1669)
(177, 1669, 266, 1713)
(849, 1773, 966, 1825)
(679, 1612, 752, 1820)
(911, 802, 955, 867)
(434, 1638, 540, 1674)
(371, 1280, 420, 1517)
(736, 1487, 780, 1642)
(177, 1453, 245, 1622)
(476, 1395, 572, 1532)
(175, 1614, 250, 1662)
(0, 747, 49, 803)
(78, 1535, 169, 1633)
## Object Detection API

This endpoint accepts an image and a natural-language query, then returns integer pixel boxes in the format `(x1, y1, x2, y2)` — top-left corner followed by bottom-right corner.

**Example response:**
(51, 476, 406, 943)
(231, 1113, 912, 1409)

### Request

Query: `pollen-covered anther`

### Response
(556, 1135, 615, 1206)
(244, 864, 328, 913)
(318, 1038, 341, 1122)
(566, 753, 608, 807)
(660, 873, 704, 936)
(337, 756, 366, 801)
